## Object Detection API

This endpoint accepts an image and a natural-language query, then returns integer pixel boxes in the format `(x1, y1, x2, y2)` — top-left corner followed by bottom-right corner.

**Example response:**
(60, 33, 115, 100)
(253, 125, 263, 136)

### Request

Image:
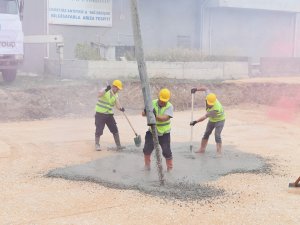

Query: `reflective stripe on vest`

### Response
(153, 99, 172, 135)
(207, 100, 225, 122)
(95, 91, 117, 114)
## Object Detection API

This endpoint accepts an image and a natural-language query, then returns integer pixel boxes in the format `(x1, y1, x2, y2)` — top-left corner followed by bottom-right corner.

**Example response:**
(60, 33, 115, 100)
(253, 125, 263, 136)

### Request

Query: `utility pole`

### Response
(130, 0, 165, 185)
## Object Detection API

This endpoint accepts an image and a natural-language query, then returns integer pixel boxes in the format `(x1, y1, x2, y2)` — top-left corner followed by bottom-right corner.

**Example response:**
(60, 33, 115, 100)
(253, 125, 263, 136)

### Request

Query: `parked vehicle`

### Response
(0, 0, 24, 82)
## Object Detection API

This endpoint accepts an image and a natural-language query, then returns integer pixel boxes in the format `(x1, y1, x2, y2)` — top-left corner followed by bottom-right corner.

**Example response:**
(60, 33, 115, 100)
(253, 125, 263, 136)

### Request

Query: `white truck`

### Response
(0, 0, 24, 82)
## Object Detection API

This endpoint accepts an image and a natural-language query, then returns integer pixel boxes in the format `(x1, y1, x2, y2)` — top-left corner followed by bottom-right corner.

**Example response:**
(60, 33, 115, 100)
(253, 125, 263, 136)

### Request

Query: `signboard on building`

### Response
(48, 0, 112, 27)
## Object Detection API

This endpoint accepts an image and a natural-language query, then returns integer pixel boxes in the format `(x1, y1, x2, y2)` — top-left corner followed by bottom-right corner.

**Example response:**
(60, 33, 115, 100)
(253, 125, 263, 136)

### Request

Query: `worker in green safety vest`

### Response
(95, 80, 125, 151)
(142, 88, 174, 172)
(190, 86, 226, 154)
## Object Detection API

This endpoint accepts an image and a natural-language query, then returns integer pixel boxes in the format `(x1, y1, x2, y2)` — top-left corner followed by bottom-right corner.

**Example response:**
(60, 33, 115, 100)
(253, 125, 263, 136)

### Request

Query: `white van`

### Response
(0, 0, 24, 82)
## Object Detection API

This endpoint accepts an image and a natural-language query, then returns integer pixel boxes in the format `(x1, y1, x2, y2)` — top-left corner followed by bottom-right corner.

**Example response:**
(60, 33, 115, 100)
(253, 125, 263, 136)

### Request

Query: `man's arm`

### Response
(98, 84, 112, 98)
(197, 114, 208, 122)
(191, 86, 210, 95)
(156, 105, 173, 122)
(206, 110, 218, 118)
(156, 114, 171, 122)
(97, 87, 106, 97)
(191, 86, 209, 94)
(142, 108, 170, 121)
(190, 114, 208, 126)
(114, 98, 122, 109)
(111, 92, 125, 112)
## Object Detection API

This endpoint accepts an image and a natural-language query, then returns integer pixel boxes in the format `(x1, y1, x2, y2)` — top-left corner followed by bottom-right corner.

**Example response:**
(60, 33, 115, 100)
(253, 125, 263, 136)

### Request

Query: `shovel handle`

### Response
(109, 88, 138, 135)
(190, 93, 195, 151)
(122, 111, 138, 135)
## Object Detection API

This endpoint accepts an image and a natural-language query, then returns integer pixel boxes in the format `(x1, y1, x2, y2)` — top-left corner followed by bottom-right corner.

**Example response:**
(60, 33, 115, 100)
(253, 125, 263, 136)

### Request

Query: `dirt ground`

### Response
(0, 76, 300, 224)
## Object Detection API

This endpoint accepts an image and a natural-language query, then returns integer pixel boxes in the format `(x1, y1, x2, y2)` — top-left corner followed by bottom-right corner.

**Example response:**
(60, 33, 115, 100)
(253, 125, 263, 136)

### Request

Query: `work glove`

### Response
(191, 88, 197, 94)
(190, 120, 198, 126)
(153, 109, 157, 117)
(120, 107, 125, 112)
(105, 85, 111, 92)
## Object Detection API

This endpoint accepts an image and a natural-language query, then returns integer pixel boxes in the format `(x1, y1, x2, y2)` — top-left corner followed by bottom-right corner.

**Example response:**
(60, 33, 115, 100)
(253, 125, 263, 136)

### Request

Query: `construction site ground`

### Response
(0, 75, 300, 225)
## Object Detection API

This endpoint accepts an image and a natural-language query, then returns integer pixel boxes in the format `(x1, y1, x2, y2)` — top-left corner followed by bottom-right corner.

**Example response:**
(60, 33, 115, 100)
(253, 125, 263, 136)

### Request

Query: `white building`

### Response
(22, 0, 300, 73)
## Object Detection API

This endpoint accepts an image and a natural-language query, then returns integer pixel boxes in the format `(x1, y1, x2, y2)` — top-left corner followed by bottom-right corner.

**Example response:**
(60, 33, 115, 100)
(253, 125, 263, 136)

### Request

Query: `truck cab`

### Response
(0, 0, 24, 82)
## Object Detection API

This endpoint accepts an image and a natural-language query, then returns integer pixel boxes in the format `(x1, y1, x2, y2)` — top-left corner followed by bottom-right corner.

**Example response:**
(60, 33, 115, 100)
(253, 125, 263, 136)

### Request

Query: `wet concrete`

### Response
(47, 143, 271, 201)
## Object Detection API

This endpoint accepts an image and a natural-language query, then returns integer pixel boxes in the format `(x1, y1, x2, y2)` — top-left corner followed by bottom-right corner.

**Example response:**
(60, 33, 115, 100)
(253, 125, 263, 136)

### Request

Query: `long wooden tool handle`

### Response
(110, 90, 138, 135)
(122, 110, 138, 135)
(190, 93, 195, 151)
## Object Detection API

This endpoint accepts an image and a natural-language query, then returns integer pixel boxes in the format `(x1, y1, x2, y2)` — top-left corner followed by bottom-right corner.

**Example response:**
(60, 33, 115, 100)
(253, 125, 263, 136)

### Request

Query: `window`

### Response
(0, 0, 18, 14)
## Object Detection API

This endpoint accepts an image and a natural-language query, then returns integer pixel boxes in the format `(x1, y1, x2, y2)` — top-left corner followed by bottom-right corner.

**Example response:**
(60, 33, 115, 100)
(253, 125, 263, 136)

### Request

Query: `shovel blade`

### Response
(134, 135, 142, 147)
(289, 182, 300, 188)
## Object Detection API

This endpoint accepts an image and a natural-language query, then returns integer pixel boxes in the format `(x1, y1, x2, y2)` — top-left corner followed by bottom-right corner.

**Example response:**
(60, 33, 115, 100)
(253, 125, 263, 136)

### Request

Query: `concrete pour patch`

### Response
(47, 143, 269, 201)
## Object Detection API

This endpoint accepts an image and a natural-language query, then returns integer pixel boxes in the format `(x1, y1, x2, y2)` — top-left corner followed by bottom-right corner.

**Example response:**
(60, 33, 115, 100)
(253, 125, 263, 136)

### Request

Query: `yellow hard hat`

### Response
(159, 88, 171, 102)
(112, 80, 123, 90)
(206, 93, 217, 106)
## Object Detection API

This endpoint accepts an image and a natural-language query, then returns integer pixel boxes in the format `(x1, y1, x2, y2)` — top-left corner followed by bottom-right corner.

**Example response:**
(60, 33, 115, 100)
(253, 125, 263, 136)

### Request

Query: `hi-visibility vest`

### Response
(95, 91, 117, 114)
(206, 100, 225, 122)
(153, 99, 172, 135)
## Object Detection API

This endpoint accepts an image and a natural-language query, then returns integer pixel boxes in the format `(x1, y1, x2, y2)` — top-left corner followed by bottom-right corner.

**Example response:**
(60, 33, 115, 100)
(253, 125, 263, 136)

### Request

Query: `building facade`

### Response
(22, 0, 300, 73)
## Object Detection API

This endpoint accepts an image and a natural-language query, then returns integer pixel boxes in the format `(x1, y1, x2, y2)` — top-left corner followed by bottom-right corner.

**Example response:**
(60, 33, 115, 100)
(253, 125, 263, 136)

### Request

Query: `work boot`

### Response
(195, 139, 208, 153)
(216, 143, 222, 154)
(95, 144, 101, 151)
(166, 159, 173, 172)
(113, 133, 125, 150)
(144, 154, 151, 171)
(95, 136, 101, 151)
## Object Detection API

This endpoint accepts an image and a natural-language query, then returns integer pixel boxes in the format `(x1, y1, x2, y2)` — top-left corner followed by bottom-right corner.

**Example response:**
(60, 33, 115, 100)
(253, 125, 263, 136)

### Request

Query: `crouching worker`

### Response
(190, 86, 225, 154)
(142, 88, 174, 172)
(95, 80, 126, 151)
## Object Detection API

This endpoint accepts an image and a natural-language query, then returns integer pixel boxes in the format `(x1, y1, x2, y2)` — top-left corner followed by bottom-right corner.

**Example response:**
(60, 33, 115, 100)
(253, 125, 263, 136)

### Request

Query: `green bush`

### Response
(145, 48, 248, 62)
(75, 43, 102, 60)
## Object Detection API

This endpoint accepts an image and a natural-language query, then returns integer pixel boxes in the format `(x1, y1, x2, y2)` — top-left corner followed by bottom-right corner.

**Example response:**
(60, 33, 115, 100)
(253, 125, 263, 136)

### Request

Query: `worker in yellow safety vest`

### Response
(142, 88, 174, 171)
(190, 86, 225, 154)
(95, 80, 125, 151)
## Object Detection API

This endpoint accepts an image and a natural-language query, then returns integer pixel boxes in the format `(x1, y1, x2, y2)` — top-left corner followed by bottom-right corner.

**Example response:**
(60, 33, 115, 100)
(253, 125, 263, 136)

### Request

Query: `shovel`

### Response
(289, 176, 300, 188)
(121, 112, 142, 147)
(110, 87, 142, 147)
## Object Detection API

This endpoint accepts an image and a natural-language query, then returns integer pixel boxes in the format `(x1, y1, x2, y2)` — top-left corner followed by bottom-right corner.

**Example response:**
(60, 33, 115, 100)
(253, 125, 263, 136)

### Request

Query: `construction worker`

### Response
(94, 80, 125, 151)
(142, 88, 174, 171)
(190, 87, 225, 154)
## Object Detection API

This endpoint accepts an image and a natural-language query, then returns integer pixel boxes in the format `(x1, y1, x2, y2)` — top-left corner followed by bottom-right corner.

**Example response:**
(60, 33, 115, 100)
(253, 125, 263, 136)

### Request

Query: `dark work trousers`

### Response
(95, 112, 118, 137)
(203, 120, 225, 143)
(143, 131, 172, 160)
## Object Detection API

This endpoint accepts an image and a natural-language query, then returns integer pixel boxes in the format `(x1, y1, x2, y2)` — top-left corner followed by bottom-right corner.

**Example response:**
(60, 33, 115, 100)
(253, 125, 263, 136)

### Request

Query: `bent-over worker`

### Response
(190, 86, 225, 154)
(94, 80, 125, 151)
